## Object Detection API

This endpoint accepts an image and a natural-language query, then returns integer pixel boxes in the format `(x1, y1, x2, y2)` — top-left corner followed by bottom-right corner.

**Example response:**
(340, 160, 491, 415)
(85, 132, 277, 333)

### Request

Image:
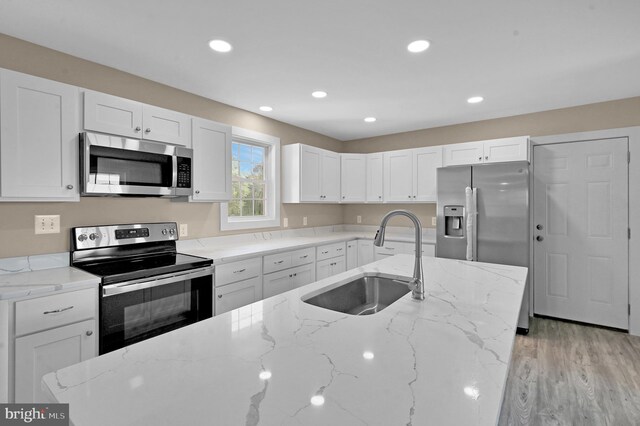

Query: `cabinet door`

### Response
(215, 277, 261, 315)
(374, 241, 406, 261)
(1, 70, 79, 200)
(321, 151, 341, 202)
(291, 264, 316, 289)
(442, 141, 484, 166)
(191, 118, 232, 201)
(14, 319, 96, 403)
(331, 256, 346, 275)
(316, 258, 334, 281)
(83, 91, 143, 138)
(414, 147, 442, 202)
(142, 105, 191, 146)
(340, 154, 366, 202)
(299, 145, 323, 201)
(346, 240, 358, 270)
(263, 270, 294, 299)
(357, 240, 374, 267)
(384, 150, 414, 202)
(366, 153, 384, 202)
(483, 136, 529, 163)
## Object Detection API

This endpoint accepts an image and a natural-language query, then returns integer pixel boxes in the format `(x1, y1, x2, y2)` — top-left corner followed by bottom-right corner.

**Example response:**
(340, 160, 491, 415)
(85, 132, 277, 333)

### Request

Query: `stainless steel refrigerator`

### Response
(436, 161, 530, 333)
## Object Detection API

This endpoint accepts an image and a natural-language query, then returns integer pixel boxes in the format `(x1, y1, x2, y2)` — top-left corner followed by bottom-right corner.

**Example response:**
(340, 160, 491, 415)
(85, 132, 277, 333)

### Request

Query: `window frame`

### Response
(220, 127, 280, 231)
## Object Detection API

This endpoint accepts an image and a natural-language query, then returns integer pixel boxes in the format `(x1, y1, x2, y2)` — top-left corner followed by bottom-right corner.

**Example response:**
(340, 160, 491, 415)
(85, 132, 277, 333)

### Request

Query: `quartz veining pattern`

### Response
(0, 267, 99, 300)
(43, 255, 527, 426)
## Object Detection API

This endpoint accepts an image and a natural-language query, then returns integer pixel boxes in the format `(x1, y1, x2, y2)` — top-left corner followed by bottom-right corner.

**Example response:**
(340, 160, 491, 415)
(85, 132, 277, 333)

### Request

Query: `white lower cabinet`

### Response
(316, 256, 346, 281)
(215, 277, 262, 315)
(263, 263, 315, 299)
(14, 319, 96, 402)
(346, 240, 358, 270)
(357, 240, 374, 266)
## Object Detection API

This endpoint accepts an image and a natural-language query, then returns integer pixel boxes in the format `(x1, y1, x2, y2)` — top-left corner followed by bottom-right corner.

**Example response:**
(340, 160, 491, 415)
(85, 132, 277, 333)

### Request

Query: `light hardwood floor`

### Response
(499, 317, 640, 425)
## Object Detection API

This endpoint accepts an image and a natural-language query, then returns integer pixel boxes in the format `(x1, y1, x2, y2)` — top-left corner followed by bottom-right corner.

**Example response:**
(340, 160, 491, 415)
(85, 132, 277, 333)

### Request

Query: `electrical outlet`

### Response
(431, 217, 437, 226)
(283, 218, 288, 228)
(179, 224, 188, 237)
(35, 215, 60, 234)
(357, 215, 362, 224)
(303, 216, 308, 226)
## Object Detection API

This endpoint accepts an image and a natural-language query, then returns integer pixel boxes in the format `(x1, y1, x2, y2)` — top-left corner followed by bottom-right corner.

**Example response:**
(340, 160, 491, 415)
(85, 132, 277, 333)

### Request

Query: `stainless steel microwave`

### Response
(80, 131, 193, 197)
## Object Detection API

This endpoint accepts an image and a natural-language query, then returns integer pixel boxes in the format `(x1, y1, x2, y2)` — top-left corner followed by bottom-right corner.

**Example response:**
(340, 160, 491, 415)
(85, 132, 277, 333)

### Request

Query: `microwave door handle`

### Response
(171, 155, 178, 188)
(102, 266, 213, 297)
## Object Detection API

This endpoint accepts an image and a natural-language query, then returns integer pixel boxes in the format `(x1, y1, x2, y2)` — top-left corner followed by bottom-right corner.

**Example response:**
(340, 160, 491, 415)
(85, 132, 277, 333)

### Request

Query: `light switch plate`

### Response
(357, 215, 362, 224)
(283, 218, 288, 228)
(431, 217, 437, 226)
(303, 216, 308, 226)
(35, 215, 60, 234)
(179, 224, 188, 237)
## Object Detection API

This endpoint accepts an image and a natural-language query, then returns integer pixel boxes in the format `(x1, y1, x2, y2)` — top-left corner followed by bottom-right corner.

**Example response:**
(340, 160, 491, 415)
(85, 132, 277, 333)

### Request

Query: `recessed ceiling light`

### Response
(259, 371, 272, 380)
(467, 96, 484, 104)
(259, 106, 273, 112)
(407, 40, 431, 53)
(364, 117, 377, 123)
(312, 91, 327, 98)
(208, 39, 232, 53)
(310, 395, 325, 406)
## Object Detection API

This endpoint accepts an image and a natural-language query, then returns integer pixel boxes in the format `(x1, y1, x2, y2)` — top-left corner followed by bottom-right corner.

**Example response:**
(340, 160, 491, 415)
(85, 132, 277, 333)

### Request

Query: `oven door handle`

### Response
(102, 266, 213, 297)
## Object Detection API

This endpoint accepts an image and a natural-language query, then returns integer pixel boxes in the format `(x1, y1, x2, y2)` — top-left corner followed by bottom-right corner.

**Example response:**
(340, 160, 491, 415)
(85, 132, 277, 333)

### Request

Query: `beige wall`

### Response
(341, 96, 640, 228)
(0, 34, 343, 258)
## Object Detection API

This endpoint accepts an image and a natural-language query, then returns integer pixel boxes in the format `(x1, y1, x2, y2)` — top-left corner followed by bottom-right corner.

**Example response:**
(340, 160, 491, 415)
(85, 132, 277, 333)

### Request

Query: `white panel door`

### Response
(442, 141, 484, 166)
(83, 91, 143, 138)
(215, 277, 261, 315)
(366, 153, 384, 202)
(414, 146, 442, 202)
(533, 138, 629, 329)
(15, 319, 96, 402)
(321, 151, 341, 202)
(191, 118, 232, 201)
(142, 105, 190, 145)
(299, 145, 322, 201)
(340, 154, 366, 202)
(1, 70, 79, 200)
(484, 136, 528, 163)
(384, 150, 414, 202)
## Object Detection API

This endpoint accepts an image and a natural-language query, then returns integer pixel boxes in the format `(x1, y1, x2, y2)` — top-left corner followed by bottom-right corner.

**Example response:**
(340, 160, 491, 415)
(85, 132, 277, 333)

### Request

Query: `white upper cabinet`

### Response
(0, 69, 80, 201)
(384, 146, 442, 203)
(282, 144, 341, 203)
(83, 91, 190, 146)
(443, 136, 529, 166)
(366, 153, 384, 203)
(340, 154, 366, 202)
(190, 118, 232, 201)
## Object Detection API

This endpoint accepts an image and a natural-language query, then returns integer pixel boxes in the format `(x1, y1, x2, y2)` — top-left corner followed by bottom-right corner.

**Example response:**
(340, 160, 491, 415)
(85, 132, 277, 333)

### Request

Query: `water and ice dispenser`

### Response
(443, 206, 465, 238)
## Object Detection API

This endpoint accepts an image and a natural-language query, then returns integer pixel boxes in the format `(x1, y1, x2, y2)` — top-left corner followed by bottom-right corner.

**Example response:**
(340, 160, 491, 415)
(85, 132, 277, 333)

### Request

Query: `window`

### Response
(220, 127, 280, 231)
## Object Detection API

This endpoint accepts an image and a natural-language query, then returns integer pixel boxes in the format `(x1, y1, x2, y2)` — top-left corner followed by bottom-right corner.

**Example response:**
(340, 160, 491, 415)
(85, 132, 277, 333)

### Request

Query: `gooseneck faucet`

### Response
(373, 210, 425, 301)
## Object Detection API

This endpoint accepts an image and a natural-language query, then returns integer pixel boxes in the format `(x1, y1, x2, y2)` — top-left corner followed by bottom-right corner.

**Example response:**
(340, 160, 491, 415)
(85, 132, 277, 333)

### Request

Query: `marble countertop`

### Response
(178, 229, 436, 266)
(0, 267, 99, 300)
(43, 254, 527, 426)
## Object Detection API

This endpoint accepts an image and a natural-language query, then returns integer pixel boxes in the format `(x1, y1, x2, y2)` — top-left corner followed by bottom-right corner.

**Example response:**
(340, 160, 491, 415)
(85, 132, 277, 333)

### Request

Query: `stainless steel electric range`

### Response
(70, 222, 213, 355)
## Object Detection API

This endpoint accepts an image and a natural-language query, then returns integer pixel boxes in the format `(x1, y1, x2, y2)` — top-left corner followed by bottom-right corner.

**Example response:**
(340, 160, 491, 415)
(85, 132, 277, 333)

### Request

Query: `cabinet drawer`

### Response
(215, 257, 262, 287)
(15, 289, 96, 337)
(214, 276, 262, 315)
(316, 242, 346, 261)
(290, 247, 315, 267)
(373, 241, 408, 256)
(263, 252, 293, 274)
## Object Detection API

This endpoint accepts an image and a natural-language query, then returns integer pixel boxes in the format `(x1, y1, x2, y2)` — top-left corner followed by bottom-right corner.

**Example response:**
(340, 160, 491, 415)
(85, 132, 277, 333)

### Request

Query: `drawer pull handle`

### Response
(233, 269, 246, 274)
(274, 260, 284, 264)
(86, 330, 93, 336)
(387, 247, 395, 250)
(321, 251, 329, 254)
(337, 248, 343, 251)
(43, 306, 74, 315)
(300, 255, 308, 259)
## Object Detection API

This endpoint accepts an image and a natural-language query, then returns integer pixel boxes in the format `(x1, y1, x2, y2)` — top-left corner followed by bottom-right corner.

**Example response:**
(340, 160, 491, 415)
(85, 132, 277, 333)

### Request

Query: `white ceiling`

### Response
(1, 0, 640, 141)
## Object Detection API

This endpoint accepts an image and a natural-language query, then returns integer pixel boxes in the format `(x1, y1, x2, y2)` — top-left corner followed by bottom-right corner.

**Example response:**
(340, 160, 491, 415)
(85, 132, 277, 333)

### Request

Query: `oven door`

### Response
(100, 267, 213, 354)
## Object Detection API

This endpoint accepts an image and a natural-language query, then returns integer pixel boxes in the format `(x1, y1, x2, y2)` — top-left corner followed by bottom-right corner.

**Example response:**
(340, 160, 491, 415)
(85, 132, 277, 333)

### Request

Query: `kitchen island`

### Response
(43, 254, 527, 425)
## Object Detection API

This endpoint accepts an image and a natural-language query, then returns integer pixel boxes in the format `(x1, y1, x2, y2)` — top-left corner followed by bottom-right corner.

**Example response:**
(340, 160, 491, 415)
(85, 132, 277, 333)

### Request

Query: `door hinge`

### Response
(629, 228, 631, 239)
(629, 304, 631, 315)
(628, 151, 631, 164)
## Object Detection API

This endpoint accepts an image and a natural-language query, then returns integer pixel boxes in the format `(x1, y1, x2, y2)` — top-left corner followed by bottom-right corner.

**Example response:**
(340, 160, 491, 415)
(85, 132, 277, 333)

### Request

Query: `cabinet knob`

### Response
(478, 156, 482, 161)
(218, 294, 223, 299)
(86, 330, 93, 336)
(195, 190, 200, 194)
(342, 196, 345, 199)
(536, 224, 543, 230)
(485, 156, 489, 160)
(536, 236, 544, 242)
(408, 195, 412, 198)
(145, 128, 151, 133)
(66, 184, 74, 190)
(134, 126, 141, 132)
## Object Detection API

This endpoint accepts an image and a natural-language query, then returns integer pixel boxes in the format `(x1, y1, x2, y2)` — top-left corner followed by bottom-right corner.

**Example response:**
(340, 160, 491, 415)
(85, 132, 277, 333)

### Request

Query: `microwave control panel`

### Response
(176, 157, 191, 188)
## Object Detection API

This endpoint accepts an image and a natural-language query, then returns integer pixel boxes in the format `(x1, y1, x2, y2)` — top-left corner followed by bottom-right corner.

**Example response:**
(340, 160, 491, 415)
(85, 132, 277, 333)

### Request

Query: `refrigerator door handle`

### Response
(472, 188, 478, 261)
(465, 186, 478, 261)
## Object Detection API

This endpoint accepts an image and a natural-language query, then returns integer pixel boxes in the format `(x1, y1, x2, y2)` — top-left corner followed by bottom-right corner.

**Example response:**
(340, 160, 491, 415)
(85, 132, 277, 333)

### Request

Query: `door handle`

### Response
(536, 236, 544, 242)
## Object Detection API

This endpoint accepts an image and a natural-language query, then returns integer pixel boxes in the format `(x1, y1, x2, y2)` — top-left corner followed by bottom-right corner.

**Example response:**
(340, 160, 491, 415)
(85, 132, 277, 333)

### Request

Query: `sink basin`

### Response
(302, 275, 411, 315)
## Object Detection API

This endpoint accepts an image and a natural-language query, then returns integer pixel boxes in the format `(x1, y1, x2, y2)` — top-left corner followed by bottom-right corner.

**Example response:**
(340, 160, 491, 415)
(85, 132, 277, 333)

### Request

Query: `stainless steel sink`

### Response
(302, 275, 411, 315)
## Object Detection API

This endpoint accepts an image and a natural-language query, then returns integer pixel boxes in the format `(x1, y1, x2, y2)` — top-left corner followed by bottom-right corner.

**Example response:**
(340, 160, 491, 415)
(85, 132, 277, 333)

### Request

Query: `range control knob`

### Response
(169, 229, 176, 235)
(77, 234, 88, 242)
(89, 233, 99, 241)
(162, 229, 168, 235)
